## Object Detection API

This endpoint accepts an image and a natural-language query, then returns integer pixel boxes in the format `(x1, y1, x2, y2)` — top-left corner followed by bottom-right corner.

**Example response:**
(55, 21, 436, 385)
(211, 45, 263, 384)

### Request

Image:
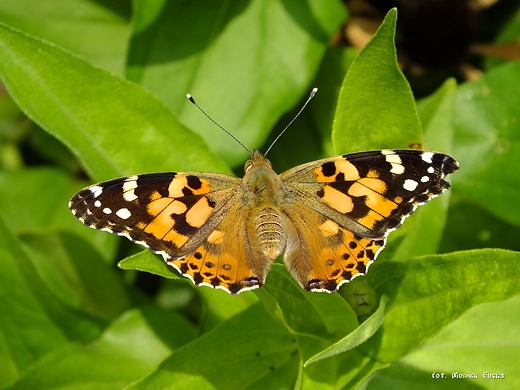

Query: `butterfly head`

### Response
(244, 149, 272, 173)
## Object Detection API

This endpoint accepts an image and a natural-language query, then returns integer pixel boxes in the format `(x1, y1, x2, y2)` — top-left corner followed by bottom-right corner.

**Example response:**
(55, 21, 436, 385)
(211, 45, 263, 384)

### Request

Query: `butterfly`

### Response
(69, 147, 458, 294)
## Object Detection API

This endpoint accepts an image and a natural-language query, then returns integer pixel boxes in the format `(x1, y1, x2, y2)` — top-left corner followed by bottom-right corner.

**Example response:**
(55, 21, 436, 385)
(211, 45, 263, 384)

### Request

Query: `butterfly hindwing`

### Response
(282, 204, 385, 292)
(169, 205, 271, 294)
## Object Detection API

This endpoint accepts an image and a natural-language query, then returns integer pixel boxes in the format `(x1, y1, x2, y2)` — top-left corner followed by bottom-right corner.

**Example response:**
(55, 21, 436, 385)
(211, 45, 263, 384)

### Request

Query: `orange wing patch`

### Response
(307, 229, 384, 292)
(167, 208, 272, 294)
(284, 207, 385, 292)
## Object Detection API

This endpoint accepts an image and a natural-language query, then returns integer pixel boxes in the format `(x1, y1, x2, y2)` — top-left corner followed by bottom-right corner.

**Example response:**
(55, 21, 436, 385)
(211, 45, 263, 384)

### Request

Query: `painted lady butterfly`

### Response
(69, 146, 458, 294)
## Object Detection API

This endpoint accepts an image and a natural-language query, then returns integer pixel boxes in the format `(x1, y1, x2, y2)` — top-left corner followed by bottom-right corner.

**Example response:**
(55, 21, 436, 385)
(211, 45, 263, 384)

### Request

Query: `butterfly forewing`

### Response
(281, 149, 458, 237)
(69, 172, 240, 258)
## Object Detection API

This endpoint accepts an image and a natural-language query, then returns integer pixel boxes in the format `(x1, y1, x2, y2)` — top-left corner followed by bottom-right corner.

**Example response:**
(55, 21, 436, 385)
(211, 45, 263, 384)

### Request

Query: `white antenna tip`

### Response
(311, 87, 318, 97)
(186, 93, 195, 103)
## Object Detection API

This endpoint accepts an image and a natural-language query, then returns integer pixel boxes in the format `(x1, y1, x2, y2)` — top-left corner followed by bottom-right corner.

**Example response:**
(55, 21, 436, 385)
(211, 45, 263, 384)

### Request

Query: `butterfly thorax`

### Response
(242, 150, 287, 260)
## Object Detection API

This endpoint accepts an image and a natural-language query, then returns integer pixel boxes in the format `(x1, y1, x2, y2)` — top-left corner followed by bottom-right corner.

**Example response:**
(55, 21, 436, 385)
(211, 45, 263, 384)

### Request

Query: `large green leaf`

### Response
(0, 167, 119, 262)
(127, 303, 299, 389)
(0, 22, 229, 183)
(333, 8, 423, 154)
(128, 0, 346, 166)
(440, 195, 520, 253)
(21, 232, 131, 320)
(0, 0, 130, 75)
(362, 249, 520, 362)
(255, 265, 358, 337)
(8, 306, 197, 390)
(453, 62, 520, 226)
(304, 296, 386, 366)
(368, 293, 520, 389)
(0, 217, 68, 384)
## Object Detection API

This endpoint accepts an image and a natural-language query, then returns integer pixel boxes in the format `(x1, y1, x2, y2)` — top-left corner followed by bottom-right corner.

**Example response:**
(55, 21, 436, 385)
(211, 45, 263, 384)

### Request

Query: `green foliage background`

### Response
(0, 1, 520, 389)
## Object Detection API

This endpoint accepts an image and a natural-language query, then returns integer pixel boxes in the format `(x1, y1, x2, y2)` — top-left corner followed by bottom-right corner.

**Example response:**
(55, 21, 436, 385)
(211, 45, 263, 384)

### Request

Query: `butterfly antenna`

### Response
(264, 87, 318, 156)
(186, 94, 250, 155)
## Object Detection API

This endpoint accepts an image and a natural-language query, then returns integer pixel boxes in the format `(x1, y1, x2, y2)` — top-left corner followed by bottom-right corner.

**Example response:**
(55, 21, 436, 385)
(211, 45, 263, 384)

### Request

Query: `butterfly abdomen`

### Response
(251, 206, 286, 261)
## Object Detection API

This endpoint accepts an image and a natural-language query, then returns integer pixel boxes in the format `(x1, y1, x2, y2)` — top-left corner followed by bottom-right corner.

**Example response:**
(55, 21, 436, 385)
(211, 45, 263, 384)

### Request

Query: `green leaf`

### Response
(21, 232, 131, 320)
(0, 0, 130, 75)
(265, 46, 359, 172)
(362, 249, 520, 362)
(311, 46, 359, 154)
(419, 78, 457, 152)
(0, 216, 68, 382)
(8, 306, 197, 390)
(453, 61, 520, 226)
(0, 22, 229, 182)
(333, 8, 423, 154)
(0, 167, 119, 262)
(255, 265, 358, 338)
(196, 287, 258, 333)
(368, 294, 520, 389)
(127, 303, 299, 390)
(300, 338, 389, 390)
(119, 251, 259, 332)
(128, 0, 346, 166)
(440, 195, 520, 253)
(0, 216, 106, 343)
(118, 250, 180, 280)
(304, 296, 386, 366)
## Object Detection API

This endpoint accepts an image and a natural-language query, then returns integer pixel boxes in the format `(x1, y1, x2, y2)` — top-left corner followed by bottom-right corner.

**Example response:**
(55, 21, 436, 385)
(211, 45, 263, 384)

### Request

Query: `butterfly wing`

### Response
(69, 171, 272, 294)
(169, 204, 272, 294)
(282, 205, 384, 292)
(280, 149, 458, 292)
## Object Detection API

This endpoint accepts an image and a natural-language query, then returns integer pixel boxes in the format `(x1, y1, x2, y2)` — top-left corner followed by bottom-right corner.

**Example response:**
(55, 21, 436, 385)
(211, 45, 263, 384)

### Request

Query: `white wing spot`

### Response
(94, 200, 102, 208)
(383, 151, 404, 174)
(123, 177, 139, 202)
(403, 179, 419, 192)
(390, 164, 405, 175)
(384, 152, 402, 165)
(421, 176, 430, 183)
(427, 166, 435, 174)
(90, 186, 103, 198)
(421, 152, 434, 164)
(102, 207, 112, 214)
(116, 208, 132, 219)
